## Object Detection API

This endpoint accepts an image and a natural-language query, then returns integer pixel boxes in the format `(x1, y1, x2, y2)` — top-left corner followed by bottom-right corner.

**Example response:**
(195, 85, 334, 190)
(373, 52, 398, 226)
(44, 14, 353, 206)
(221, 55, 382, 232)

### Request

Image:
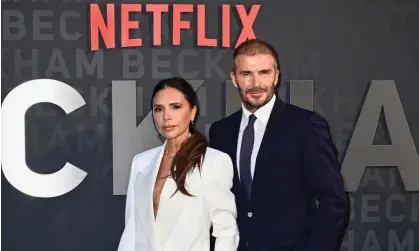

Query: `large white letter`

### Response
(1, 79, 87, 198)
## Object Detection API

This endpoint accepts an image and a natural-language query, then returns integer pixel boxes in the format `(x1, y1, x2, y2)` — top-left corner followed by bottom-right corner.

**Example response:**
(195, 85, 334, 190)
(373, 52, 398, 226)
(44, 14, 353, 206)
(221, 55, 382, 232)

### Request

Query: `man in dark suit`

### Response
(209, 39, 348, 251)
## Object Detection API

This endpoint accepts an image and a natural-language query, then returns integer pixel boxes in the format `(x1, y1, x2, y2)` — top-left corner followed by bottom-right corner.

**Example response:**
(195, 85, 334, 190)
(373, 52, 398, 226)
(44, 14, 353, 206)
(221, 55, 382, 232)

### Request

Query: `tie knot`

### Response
(248, 114, 257, 125)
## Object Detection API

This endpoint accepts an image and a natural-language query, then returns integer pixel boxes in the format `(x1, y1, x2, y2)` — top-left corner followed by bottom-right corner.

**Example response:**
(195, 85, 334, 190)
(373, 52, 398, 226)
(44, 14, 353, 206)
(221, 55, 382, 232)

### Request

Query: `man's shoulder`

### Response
(284, 102, 324, 121)
(283, 103, 329, 131)
(210, 110, 241, 130)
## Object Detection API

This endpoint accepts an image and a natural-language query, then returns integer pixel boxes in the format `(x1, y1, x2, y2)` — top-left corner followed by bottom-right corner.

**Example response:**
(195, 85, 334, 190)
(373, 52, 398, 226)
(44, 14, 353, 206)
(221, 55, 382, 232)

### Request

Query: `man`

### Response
(209, 39, 348, 251)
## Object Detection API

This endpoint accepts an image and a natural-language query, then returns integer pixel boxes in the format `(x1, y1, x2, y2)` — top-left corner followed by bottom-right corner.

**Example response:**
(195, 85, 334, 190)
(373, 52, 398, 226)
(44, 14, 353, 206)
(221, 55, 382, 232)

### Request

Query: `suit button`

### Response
(247, 212, 253, 217)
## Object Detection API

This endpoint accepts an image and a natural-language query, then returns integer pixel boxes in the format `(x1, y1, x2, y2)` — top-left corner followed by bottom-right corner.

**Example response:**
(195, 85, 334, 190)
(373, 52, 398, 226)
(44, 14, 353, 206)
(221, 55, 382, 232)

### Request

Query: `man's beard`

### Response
(239, 85, 276, 111)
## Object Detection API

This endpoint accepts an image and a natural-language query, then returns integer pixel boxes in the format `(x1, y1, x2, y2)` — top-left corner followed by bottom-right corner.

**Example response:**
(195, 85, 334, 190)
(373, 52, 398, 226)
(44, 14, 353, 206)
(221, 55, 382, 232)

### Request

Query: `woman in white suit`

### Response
(117, 77, 239, 251)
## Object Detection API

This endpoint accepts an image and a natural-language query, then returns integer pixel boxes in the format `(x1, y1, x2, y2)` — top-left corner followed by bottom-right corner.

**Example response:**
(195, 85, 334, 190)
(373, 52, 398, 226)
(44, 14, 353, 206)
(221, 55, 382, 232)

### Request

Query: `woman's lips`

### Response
(162, 126, 176, 131)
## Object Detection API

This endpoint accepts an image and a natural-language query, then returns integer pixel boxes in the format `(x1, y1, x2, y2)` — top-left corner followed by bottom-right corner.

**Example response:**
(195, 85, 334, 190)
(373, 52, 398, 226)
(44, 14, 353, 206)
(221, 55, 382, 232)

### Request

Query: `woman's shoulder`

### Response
(204, 147, 232, 162)
(131, 146, 163, 171)
(133, 146, 162, 161)
(202, 147, 234, 175)
(200, 147, 234, 184)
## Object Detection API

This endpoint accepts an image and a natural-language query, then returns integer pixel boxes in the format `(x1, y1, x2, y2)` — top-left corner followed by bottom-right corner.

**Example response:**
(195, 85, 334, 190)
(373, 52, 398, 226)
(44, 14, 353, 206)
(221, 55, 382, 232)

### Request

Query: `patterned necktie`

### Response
(240, 114, 257, 202)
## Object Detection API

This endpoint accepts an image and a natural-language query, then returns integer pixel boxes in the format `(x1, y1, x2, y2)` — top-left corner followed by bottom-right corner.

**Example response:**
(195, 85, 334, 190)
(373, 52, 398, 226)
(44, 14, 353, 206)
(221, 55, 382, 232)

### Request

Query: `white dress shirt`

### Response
(236, 95, 276, 179)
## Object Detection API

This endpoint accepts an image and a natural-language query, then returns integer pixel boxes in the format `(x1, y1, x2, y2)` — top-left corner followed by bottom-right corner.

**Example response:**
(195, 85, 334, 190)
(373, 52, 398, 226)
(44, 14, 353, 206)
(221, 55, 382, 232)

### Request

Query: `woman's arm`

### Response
(203, 151, 239, 251)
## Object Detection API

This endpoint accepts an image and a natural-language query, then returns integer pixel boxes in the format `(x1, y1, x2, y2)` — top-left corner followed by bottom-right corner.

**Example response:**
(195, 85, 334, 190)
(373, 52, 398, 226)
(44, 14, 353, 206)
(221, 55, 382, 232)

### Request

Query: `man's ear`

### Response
(230, 71, 238, 88)
(274, 70, 280, 86)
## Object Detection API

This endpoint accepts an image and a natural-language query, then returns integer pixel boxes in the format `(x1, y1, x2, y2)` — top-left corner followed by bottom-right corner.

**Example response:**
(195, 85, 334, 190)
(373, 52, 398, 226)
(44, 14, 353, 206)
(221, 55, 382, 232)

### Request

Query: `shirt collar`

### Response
(240, 95, 276, 130)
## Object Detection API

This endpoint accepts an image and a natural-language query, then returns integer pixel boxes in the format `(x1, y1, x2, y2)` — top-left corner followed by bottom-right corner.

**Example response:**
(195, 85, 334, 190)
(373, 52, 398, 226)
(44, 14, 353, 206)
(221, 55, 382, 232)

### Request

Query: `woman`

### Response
(117, 77, 239, 251)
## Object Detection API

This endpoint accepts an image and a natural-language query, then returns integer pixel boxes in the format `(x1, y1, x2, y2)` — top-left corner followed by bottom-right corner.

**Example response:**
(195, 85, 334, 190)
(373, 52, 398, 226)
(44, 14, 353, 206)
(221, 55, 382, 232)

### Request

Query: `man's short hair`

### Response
(232, 39, 280, 72)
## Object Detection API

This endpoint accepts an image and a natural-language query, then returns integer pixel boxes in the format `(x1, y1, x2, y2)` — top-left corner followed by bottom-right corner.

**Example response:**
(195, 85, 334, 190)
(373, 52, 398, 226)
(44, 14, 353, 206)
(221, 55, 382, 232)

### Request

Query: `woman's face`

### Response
(152, 87, 197, 141)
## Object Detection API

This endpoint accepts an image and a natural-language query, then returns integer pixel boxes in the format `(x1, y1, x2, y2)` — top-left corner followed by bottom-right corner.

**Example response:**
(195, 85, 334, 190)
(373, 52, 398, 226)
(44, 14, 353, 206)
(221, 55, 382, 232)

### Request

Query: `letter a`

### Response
(342, 80, 419, 192)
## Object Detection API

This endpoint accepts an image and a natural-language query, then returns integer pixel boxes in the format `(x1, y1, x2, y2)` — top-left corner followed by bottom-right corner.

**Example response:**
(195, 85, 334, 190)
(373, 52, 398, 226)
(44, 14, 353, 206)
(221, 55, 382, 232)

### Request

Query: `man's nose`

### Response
(251, 74, 261, 85)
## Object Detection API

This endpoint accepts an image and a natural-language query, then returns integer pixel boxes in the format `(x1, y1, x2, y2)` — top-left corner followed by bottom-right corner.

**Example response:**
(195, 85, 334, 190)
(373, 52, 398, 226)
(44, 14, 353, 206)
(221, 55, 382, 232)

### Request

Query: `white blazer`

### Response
(117, 141, 239, 251)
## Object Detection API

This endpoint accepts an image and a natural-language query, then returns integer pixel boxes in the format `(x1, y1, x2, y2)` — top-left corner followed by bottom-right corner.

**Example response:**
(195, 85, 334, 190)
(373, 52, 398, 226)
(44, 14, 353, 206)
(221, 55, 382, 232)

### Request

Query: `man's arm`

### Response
(208, 122, 219, 149)
(302, 113, 349, 251)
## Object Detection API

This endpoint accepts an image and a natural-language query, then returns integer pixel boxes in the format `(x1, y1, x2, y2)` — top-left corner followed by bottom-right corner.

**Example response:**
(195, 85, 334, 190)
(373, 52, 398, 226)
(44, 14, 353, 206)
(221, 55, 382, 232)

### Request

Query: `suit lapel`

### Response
(155, 167, 200, 245)
(251, 98, 287, 199)
(138, 140, 200, 247)
(135, 143, 165, 251)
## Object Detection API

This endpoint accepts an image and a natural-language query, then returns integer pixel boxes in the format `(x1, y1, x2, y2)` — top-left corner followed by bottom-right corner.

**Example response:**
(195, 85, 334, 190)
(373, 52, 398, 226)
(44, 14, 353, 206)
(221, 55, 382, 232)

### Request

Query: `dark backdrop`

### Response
(2, 0, 419, 250)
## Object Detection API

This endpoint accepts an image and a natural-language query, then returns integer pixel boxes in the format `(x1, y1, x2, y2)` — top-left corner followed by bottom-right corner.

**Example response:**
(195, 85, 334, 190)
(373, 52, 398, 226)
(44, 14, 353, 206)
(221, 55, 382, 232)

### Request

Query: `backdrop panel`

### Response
(2, 0, 419, 250)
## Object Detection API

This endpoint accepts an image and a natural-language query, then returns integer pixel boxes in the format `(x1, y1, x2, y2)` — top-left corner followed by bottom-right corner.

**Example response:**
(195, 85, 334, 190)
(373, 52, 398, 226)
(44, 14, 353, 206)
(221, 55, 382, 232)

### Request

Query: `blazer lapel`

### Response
(155, 167, 200, 245)
(135, 142, 166, 251)
(251, 97, 287, 199)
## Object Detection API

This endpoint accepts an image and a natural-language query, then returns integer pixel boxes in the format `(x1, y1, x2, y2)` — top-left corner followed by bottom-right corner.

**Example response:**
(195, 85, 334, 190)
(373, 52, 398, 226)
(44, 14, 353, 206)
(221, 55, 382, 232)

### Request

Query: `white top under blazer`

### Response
(117, 140, 239, 251)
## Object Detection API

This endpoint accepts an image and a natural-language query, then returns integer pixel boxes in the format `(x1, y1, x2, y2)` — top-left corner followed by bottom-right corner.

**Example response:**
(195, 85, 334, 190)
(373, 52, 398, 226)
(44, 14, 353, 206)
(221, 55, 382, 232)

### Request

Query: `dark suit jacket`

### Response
(209, 96, 348, 251)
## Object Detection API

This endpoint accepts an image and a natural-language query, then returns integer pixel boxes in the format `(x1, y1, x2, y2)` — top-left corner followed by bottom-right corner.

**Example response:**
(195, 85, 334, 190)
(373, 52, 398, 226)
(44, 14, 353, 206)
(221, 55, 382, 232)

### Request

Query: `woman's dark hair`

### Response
(151, 77, 208, 197)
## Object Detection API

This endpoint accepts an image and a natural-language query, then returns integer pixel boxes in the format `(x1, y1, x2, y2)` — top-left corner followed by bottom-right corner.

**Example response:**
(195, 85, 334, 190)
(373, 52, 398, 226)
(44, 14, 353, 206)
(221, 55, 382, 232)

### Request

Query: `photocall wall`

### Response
(2, 0, 419, 250)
